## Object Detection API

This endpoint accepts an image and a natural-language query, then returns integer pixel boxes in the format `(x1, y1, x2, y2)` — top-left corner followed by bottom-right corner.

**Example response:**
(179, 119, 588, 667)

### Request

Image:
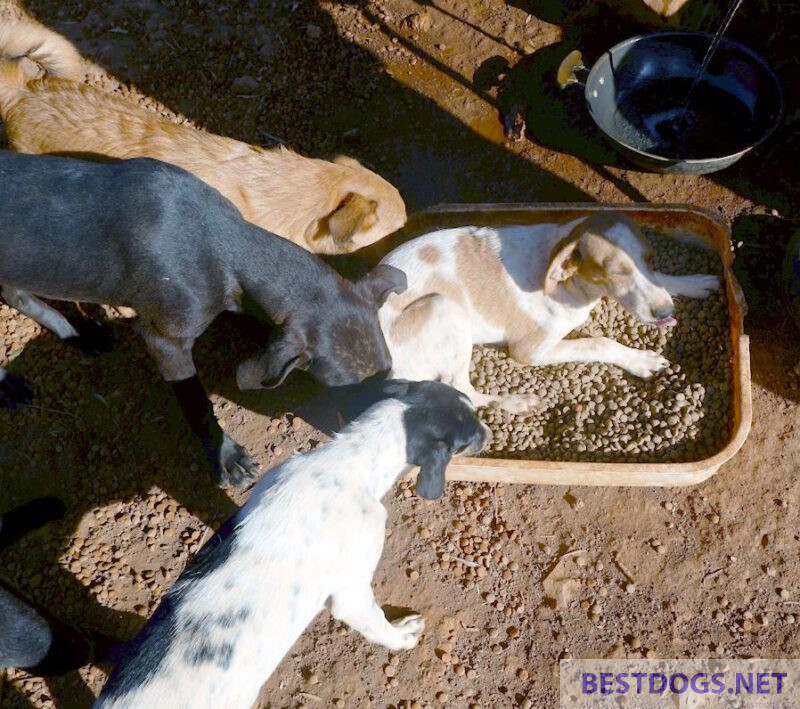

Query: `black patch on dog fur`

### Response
(331, 379, 488, 499)
(100, 515, 240, 698)
(184, 640, 234, 670)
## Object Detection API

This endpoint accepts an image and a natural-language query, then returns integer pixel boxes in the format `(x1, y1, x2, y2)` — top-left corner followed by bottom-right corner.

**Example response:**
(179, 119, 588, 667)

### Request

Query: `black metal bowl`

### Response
(562, 32, 783, 174)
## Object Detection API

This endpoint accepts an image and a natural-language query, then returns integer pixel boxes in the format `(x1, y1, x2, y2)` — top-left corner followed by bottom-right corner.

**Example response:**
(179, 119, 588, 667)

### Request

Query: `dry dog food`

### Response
(471, 230, 733, 463)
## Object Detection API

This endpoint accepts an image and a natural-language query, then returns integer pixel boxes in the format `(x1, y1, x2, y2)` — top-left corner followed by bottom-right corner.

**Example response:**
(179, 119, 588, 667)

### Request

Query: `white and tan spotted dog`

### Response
(379, 212, 720, 415)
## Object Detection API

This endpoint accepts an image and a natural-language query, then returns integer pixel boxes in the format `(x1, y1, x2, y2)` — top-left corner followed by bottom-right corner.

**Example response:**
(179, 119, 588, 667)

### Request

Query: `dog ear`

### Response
(544, 234, 582, 295)
(413, 440, 451, 500)
(358, 264, 407, 305)
(332, 155, 364, 170)
(326, 193, 379, 247)
(236, 333, 309, 390)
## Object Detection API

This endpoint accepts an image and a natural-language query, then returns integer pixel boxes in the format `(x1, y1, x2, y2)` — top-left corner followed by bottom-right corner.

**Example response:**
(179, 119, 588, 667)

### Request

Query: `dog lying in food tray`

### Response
(367, 203, 750, 487)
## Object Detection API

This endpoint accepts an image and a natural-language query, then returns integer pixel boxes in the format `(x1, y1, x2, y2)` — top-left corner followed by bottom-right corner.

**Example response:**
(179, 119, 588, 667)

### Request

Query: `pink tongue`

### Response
(655, 316, 677, 329)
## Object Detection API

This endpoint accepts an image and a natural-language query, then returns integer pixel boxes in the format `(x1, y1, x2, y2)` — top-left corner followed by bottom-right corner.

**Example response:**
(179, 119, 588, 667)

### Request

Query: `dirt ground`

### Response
(1, 0, 799, 707)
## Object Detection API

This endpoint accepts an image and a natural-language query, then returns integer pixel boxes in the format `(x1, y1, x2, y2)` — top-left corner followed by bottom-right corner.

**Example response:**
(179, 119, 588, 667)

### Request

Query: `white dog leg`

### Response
(330, 583, 424, 652)
(1, 286, 79, 339)
(528, 338, 670, 379)
(655, 272, 719, 299)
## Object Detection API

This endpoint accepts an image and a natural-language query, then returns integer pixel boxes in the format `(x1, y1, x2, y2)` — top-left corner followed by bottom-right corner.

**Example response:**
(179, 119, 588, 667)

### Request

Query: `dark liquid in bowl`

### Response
(613, 79, 757, 159)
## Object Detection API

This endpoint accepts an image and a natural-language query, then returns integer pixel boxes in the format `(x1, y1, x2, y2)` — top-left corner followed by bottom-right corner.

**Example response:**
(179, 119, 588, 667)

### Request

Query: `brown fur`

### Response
(0, 16, 406, 255)
(388, 294, 438, 344)
(387, 231, 547, 350)
(418, 245, 440, 264)
(453, 232, 546, 347)
(545, 214, 640, 295)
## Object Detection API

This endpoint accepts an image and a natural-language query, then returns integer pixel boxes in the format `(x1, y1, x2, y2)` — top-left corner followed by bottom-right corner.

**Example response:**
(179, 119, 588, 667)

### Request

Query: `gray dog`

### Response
(0, 151, 405, 486)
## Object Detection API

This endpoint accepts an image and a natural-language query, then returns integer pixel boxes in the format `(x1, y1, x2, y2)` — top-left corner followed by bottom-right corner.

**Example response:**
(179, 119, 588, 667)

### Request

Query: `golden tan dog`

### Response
(0, 16, 406, 255)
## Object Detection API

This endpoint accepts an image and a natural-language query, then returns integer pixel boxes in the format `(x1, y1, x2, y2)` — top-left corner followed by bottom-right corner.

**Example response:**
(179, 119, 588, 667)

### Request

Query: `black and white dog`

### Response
(0, 497, 94, 675)
(95, 380, 490, 708)
(0, 151, 406, 487)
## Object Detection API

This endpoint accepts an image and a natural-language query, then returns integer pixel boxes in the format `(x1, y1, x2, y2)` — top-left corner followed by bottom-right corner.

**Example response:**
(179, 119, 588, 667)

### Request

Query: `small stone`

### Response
(409, 570, 420, 581)
(517, 668, 529, 680)
(308, 673, 319, 685)
(383, 664, 396, 677)
(779, 588, 790, 600)
(631, 637, 642, 649)
(436, 692, 449, 704)
(306, 24, 322, 39)
(625, 583, 636, 594)
(232, 75, 259, 94)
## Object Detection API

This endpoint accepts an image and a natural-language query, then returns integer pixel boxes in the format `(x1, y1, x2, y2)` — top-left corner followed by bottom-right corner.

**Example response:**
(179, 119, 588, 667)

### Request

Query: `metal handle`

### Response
(557, 50, 588, 88)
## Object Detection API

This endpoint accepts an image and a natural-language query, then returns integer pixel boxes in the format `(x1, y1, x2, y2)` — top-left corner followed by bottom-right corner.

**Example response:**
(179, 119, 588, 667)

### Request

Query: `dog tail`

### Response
(0, 15, 83, 99)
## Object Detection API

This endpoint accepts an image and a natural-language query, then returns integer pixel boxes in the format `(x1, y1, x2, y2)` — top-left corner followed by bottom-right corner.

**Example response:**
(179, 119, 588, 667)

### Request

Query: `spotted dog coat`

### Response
(379, 212, 720, 415)
(95, 381, 490, 709)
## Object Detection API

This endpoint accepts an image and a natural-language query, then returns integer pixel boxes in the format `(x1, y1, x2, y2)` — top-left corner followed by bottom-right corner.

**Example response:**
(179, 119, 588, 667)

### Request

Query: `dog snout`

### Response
(652, 305, 674, 320)
(465, 422, 492, 456)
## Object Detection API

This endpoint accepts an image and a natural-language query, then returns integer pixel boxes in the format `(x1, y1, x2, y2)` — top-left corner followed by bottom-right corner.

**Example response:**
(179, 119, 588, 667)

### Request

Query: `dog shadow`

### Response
(474, 2, 628, 164)
(22, 0, 594, 211)
(0, 310, 319, 706)
(730, 213, 800, 403)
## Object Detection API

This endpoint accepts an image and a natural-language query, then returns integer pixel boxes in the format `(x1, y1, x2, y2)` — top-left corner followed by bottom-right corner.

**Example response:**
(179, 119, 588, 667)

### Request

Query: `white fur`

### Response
(379, 217, 719, 414)
(95, 399, 429, 709)
(0, 286, 79, 339)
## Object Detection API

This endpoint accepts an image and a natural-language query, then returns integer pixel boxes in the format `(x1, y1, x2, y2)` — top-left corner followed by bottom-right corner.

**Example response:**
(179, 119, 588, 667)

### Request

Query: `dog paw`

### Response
(385, 614, 425, 651)
(498, 393, 546, 417)
(214, 435, 260, 489)
(65, 319, 117, 355)
(0, 373, 33, 409)
(624, 350, 670, 379)
(672, 274, 720, 299)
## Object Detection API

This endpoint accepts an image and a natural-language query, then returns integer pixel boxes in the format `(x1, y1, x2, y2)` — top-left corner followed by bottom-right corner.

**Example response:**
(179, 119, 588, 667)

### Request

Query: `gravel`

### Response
(470, 229, 733, 463)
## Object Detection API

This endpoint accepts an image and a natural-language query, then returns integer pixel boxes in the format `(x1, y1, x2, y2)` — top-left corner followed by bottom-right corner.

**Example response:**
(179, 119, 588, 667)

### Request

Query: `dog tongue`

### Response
(655, 316, 677, 329)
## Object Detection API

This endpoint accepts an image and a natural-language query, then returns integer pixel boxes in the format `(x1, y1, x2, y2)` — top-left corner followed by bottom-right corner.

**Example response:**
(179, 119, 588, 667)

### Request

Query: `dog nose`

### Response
(477, 423, 493, 450)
